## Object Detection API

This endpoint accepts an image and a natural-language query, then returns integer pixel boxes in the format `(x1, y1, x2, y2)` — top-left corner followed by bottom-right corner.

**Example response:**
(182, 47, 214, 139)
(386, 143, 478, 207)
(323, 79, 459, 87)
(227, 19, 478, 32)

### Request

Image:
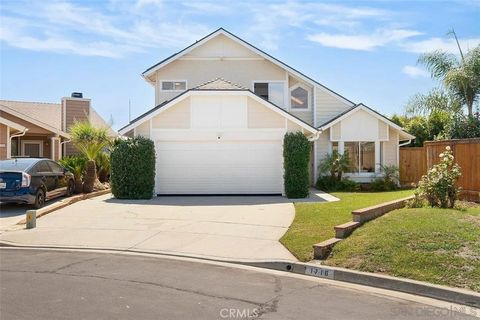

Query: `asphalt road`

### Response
(0, 249, 476, 320)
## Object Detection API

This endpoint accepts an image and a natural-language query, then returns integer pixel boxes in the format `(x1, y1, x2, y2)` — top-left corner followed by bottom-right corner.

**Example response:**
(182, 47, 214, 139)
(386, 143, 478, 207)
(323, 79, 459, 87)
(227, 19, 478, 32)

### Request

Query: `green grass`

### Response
(324, 205, 480, 292)
(280, 190, 414, 261)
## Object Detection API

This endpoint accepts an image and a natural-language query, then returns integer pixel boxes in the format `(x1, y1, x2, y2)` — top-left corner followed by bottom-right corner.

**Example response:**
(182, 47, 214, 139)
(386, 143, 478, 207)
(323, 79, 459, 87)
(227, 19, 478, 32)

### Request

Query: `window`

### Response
(343, 142, 376, 173)
(253, 82, 285, 108)
(161, 81, 186, 91)
(34, 161, 51, 174)
(48, 161, 64, 174)
(290, 85, 309, 110)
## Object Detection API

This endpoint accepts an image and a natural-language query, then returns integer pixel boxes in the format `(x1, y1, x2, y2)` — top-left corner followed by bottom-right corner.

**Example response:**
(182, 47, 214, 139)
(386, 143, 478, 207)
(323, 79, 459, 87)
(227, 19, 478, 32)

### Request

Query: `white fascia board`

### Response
(142, 30, 354, 106)
(0, 116, 26, 132)
(119, 90, 318, 135)
(319, 105, 414, 140)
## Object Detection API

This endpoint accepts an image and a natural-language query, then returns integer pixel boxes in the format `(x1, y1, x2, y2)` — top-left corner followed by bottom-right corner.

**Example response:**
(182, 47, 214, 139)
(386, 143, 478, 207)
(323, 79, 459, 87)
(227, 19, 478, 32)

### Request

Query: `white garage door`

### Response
(155, 141, 283, 194)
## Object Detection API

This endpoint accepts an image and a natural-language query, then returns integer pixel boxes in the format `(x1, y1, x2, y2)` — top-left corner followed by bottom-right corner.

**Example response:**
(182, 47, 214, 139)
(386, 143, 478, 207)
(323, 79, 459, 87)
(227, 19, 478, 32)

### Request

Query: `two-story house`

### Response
(119, 28, 414, 195)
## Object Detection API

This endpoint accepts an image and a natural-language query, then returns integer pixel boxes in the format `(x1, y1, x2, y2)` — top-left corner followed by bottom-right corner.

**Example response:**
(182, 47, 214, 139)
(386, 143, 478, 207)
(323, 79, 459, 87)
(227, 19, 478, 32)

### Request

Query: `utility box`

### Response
(26, 210, 36, 229)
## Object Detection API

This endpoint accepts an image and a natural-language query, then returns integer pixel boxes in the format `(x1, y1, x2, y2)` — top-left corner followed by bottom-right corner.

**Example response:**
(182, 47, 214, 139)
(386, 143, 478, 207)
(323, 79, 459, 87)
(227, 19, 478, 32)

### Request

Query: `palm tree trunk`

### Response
(83, 160, 96, 193)
(467, 100, 473, 117)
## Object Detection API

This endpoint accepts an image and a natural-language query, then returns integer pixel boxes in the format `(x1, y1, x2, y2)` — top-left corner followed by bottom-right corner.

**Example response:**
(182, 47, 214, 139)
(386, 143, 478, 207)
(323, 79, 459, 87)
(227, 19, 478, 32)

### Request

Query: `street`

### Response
(0, 249, 476, 320)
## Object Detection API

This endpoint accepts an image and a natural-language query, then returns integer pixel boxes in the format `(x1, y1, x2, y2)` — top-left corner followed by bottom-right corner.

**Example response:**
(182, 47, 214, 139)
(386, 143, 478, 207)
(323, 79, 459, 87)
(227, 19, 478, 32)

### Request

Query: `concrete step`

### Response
(313, 238, 342, 260)
(334, 221, 361, 239)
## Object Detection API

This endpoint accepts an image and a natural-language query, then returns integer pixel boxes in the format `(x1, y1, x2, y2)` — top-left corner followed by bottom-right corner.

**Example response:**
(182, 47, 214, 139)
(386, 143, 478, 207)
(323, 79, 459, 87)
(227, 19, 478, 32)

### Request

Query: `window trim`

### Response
(251, 80, 287, 109)
(336, 141, 378, 175)
(21, 140, 43, 158)
(289, 83, 311, 112)
(160, 80, 188, 92)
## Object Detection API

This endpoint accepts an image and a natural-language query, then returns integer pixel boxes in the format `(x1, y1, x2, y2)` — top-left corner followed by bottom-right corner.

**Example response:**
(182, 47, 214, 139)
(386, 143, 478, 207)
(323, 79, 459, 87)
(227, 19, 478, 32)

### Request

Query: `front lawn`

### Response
(280, 190, 413, 261)
(324, 205, 480, 292)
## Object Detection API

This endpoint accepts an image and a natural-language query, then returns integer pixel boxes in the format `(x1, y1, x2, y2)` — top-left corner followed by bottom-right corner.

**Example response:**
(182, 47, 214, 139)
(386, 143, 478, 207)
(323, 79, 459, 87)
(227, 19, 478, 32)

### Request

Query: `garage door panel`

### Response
(155, 141, 283, 194)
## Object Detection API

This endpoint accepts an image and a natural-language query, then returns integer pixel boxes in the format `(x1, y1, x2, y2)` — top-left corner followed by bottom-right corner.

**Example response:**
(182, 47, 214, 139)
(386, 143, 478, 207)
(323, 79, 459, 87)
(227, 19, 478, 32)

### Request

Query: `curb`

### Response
(0, 242, 478, 308)
(16, 189, 111, 225)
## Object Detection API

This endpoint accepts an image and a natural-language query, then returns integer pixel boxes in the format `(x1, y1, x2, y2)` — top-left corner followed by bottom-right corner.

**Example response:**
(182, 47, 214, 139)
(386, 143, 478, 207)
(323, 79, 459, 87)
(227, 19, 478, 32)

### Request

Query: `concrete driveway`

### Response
(0, 194, 301, 261)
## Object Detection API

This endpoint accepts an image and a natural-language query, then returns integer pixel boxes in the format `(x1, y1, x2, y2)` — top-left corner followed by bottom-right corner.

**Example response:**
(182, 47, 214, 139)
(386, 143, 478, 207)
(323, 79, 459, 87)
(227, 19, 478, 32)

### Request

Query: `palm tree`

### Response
(319, 150, 351, 181)
(418, 30, 480, 116)
(405, 88, 462, 116)
(59, 156, 86, 193)
(69, 122, 110, 193)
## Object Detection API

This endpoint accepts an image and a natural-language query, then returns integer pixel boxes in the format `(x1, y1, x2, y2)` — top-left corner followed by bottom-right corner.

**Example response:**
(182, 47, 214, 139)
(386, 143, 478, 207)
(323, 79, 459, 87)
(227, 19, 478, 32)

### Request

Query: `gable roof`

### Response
(0, 99, 62, 130)
(0, 101, 69, 137)
(142, 28, 355, 106)
(319, 103, 415, 140)
(118, 86, 318, 135)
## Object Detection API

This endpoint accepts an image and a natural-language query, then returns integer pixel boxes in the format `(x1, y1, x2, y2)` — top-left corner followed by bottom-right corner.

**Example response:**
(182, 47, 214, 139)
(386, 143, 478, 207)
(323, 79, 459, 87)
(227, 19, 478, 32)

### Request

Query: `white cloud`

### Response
(307, 29, 422, 51)
(244, 2, 394, 50)
(402, 65, 430, 78)
(401, 37, 480, 53)
(0, 0, 211, 58)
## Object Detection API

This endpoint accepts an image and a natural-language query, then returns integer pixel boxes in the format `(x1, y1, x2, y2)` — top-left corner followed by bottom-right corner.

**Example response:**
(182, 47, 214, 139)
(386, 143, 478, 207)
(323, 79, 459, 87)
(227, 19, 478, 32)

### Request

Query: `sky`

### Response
(1, 0, 479, 130)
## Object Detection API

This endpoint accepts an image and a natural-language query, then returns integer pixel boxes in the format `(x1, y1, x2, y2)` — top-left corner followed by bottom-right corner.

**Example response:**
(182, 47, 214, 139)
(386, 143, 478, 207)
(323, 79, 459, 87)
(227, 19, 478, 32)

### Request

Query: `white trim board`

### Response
(119, 90, 318, 135)
(320, 104, 415, 140)
(21, 140, 44, 157)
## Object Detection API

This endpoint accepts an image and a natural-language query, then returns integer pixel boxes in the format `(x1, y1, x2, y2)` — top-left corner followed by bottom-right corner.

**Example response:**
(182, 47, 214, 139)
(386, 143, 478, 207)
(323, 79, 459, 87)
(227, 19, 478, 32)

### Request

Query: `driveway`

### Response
(0, 194, 306, 261)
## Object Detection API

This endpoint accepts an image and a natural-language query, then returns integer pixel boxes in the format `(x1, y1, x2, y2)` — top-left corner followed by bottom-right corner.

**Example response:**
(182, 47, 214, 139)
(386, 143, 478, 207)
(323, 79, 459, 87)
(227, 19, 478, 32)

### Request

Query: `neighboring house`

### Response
(0, 93, 112, 160)
(119, 28, 414, 195)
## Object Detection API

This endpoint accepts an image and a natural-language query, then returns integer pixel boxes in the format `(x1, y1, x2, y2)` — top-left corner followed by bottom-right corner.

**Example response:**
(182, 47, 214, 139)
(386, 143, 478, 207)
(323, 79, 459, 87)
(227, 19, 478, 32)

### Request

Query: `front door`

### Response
(22, 140, 43, 157)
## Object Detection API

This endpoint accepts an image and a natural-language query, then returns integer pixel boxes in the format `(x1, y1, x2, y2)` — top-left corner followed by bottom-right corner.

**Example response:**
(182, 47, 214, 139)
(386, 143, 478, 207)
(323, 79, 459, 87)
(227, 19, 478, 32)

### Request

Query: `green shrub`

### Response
(315, 176, 359, 192)
(59, 155, 87, 193)
(319, 150, 351, 181)
(283, 132, 311, 198)
(110, 137, 156, 199)
(416, 146, 461, 208)
(370, 165, 399, 191)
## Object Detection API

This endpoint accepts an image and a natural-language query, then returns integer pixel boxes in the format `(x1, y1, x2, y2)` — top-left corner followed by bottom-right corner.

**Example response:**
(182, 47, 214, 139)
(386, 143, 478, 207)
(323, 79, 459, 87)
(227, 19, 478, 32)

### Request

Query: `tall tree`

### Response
(418, 30, 480, 116)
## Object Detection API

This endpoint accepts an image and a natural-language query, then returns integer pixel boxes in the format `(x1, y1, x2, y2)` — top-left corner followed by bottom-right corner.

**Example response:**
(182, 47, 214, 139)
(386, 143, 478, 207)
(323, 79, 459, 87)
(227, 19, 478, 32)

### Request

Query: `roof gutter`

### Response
(307, 129, 322, 142)
(399, 139, 412, 147)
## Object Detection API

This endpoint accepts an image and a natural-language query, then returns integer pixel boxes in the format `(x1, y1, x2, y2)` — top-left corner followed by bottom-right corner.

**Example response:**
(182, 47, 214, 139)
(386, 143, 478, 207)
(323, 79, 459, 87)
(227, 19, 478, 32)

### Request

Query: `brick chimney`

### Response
(61, 93, 91, 156)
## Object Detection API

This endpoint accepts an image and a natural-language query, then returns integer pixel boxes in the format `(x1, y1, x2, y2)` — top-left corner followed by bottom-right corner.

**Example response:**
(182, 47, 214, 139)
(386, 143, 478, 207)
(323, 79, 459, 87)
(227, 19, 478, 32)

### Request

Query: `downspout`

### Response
(60, 138, 71, 158)
(307, 129, 322, 142)
(9, 128, 28, 157)
(399, 139, 412, 147)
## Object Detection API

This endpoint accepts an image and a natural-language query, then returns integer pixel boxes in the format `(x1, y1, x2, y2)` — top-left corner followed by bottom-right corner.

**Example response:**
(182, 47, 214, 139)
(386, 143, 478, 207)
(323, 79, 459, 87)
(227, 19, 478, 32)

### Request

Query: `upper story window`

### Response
(161, 81, 187, 91)
(290, 84, 310, 110)
(253, 81, 285, 108)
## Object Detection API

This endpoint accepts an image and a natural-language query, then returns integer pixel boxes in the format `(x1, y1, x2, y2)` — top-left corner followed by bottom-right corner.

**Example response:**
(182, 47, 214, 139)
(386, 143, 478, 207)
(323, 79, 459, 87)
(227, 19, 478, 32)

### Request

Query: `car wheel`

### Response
(66, 180, 75, 196)
(33, 189, 45, 209)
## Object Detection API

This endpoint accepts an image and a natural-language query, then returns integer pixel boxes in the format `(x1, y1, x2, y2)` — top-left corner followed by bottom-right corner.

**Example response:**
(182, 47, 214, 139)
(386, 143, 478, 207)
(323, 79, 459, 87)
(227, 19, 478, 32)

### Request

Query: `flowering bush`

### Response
(416, 146, 461, 208)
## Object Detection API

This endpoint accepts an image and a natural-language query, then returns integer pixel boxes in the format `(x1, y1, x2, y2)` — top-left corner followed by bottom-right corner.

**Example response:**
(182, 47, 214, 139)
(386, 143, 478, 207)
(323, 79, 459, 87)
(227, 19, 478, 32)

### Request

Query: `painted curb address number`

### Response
(305, 266, 335, 279)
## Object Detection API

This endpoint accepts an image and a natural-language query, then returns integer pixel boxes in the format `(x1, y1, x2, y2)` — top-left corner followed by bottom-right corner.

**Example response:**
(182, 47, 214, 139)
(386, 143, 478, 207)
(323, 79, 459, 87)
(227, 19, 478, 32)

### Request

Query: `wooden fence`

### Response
(399, 138, 480, 201)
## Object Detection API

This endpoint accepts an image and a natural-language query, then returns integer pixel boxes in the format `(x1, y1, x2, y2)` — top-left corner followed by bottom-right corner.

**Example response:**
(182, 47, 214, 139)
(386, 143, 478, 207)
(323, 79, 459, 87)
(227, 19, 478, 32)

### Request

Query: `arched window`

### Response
(290, 85, 310, 110)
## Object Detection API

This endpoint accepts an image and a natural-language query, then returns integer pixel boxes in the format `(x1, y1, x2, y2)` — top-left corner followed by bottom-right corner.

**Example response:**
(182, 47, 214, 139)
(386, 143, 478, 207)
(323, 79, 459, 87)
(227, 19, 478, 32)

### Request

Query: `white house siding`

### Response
(247, 98, 285, 128)
(383, 127, 398, 167)
(315, 87, 352, 126)
(135, 121, 150, 138)
(314, 130, 330, 181)
(154, 60, 285, 105)
(152, 98, 190, 129)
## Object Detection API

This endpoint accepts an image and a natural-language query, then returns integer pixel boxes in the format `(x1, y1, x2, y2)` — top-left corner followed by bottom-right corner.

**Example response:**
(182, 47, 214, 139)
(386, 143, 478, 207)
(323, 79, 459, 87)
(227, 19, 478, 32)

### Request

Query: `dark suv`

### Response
(0, 158, 75, 208)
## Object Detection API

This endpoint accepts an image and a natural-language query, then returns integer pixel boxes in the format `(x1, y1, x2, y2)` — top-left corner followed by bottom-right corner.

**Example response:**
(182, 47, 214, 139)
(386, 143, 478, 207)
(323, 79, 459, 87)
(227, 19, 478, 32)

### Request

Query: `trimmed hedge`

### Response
(283, 132, 311, 198)
(111, 137, 156, 199)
